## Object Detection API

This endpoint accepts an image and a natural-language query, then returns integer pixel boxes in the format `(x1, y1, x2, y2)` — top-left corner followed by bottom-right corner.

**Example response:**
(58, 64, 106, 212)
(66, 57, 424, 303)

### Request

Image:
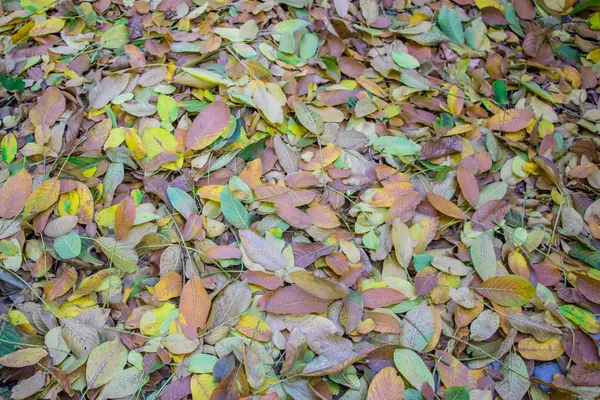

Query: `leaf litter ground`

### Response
(0, 0, 600, 399)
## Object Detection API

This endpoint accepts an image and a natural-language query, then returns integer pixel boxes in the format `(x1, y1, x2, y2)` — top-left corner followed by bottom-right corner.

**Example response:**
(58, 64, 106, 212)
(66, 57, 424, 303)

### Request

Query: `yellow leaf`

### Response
(447, 86, 465, 116)
(191, 374, 218, 400)
(0, 348, 48, 368)
(518, 337, 564, 361)
(474, 0, 504, 10)
(197, 185, 225, 202)
(140, 303, 176, 336)
(23, 179, 60, 221)
(8, 310, 29, 326)
(57, 296, 98, 318)
(587, 48, 600, 63)
(96, 205, 119, 228)
(57, 190, 79, 216)
(235, 314, 271, 341)
(104, 128, 126, 150)
(29, 18, 65, 36)
(125, 128, 146, 159)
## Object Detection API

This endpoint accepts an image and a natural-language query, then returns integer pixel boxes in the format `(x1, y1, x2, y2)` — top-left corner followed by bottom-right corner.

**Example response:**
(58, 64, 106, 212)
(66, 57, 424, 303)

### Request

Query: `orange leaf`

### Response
(43, 266, 77, 301)
(239, 158, 262, 190)
(153, 272, 183, 302)
(426, 192, 467, 220)
(0, 170, 32, 219)
(370, 182, 415, 208)
(367, 366, 404, 400)
(487, 109, 534, 132)
(179, 276, 211, 339)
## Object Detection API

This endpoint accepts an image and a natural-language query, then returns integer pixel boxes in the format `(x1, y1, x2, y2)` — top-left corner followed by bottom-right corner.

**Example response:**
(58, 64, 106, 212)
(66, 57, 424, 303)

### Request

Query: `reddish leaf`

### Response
(0, 170, 32, 218)
(472, 200, 510, 231)
(185, 100, 230, 150)
(456, 166, 479, 208)
(362, 288, 405, 308)
(258, 285, 331, 314)
(292, 242, 334, 269)
(514, 0, 536, 20)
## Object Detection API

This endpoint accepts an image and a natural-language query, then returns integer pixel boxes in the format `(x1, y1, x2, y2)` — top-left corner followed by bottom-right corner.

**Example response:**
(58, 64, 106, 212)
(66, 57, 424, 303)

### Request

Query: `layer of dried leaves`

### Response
(1, 0, 600, 398)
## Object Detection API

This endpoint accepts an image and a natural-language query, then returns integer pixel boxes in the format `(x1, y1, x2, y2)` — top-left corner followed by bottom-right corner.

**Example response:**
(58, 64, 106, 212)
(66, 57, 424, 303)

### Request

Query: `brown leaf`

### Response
(29, 86, 66, 130)
(514, 0, 536, 20)
(362, 288, 405, 308)
(569, 363, 600, 387)
(114, 196, 136, 240)
(292, 242, 334, 269)
(420, 136, 463, 160)
(472, 199, 510, 231)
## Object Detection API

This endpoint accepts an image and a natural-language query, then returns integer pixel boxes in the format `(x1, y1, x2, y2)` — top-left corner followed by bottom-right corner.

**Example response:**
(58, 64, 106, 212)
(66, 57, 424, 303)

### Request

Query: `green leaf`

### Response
(569, 243, 600, 270)
(444, 387, 470, 400)
(0, 75, 25, 92)
(220, 186, 250, 229)
(399, 69, 431, 90)
(504, 3, 524, 38)
(0, 322, 19, 358)
(100, 25, 129, 49)
(1, 134, 17, 164)
(157, 95, 179, 128)
(520, 79, 554, 103)
(0, 240, 19, 257)
(470, 232, 496, 281)
(54, 232, 82, 259)
(371, 136, 421, 156)
(492, 80, 508, 105)
(362, 230, 379, 250)
(392, 51, 420, 69)
(393, 348, 434, 390)
(437, 7, 464, 45)
(188, 353, 218, 373)
(413, 254, 433, 272)
(167, 187, 197, 219)
(274, 19, 311, 33)
(405, 389, 425, 400)
(97, 237, 139, 273)
(559, 304, 600, 333)
(570, 0, 600, 14)
(300, 32, 318, 59)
